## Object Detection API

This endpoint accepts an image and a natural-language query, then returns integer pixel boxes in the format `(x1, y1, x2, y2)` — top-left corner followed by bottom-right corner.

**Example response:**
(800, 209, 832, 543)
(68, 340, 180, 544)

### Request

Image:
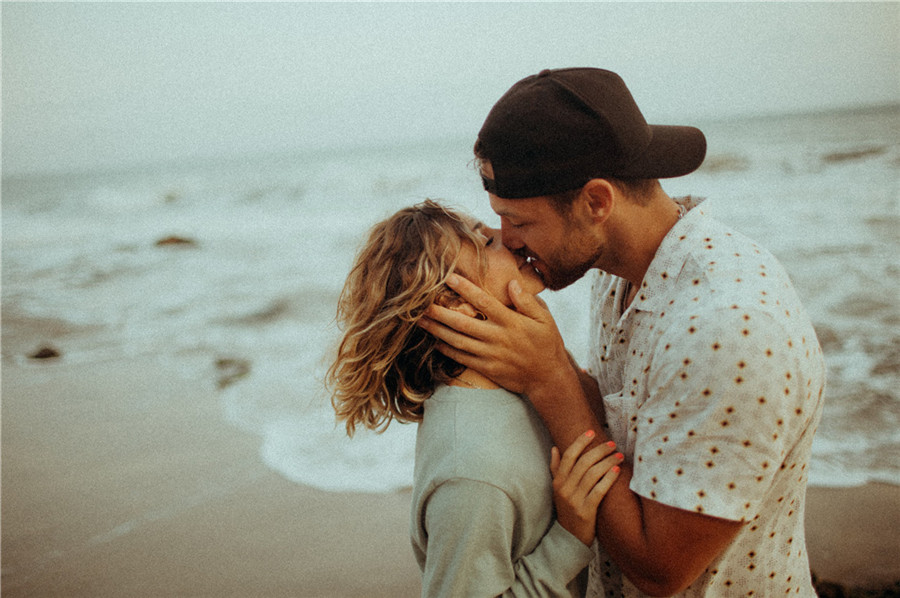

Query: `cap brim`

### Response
(616, 125, 707, 179)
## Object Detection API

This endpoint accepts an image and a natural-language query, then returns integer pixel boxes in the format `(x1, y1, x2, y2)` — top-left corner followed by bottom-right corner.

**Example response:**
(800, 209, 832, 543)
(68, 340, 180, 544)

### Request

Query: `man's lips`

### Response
(519, 256, 543, 279)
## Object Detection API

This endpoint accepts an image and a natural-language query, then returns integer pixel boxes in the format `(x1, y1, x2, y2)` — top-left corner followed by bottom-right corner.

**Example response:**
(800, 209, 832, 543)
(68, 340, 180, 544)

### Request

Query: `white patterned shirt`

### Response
(585, 198, 826, 597)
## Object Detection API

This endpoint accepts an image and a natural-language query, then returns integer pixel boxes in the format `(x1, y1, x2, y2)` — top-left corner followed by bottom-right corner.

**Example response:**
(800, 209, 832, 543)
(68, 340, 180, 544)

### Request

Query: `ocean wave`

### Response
(3, 108, 898, 493)
(820, 145, 889, 164)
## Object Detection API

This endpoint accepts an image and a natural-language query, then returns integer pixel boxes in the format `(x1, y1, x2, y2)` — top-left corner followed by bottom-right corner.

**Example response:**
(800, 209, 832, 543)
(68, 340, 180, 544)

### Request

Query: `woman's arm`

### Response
(420, 479, 593, 598)
(550, 430, 622, 545)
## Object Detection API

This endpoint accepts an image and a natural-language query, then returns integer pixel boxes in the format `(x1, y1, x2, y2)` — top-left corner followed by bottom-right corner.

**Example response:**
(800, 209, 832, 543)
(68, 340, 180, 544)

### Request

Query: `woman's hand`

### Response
(550, 430, 623, 546)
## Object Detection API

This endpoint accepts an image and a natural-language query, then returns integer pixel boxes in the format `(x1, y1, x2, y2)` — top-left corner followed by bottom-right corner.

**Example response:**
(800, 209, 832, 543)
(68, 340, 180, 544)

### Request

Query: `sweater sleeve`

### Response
(420, 478, 594, 598)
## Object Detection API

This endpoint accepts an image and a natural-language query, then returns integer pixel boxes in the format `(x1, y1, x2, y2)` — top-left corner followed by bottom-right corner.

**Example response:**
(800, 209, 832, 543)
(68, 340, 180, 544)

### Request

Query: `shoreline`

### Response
(2, 347, 898, 596)
(805, 482, 900, 592)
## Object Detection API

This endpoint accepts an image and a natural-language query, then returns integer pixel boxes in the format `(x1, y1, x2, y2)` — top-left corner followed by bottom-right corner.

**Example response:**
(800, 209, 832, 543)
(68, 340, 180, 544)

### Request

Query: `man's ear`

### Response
(579, 179, 616, 224)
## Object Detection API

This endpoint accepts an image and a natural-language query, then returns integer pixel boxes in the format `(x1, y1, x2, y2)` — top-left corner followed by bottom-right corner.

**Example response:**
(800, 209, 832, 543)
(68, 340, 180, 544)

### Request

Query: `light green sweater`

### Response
(410, 385, 594, 597)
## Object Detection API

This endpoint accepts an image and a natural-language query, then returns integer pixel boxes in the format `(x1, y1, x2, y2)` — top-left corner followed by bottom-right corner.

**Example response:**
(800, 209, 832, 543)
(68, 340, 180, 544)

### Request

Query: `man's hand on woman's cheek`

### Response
(419, 274, 572, 397)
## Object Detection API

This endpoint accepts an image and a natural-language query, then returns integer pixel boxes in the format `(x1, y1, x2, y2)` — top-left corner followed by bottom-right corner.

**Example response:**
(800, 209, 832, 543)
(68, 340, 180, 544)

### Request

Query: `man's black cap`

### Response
(477, 68, 707, 199)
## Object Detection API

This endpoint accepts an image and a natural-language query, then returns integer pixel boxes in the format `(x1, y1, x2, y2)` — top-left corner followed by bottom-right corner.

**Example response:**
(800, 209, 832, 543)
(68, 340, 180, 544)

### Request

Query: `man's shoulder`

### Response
(684, 210, 781, 269)
(648, 258, 824, 389)
(672, 215, 801, 315)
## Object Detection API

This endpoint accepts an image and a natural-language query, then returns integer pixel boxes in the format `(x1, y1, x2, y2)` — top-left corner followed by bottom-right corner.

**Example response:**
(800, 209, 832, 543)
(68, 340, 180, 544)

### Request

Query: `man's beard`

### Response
(534, 244, 604, 291)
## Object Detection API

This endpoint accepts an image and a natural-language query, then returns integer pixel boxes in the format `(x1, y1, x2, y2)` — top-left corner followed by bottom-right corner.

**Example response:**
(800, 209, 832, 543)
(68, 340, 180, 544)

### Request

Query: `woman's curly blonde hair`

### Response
(327, 200, 487, 436)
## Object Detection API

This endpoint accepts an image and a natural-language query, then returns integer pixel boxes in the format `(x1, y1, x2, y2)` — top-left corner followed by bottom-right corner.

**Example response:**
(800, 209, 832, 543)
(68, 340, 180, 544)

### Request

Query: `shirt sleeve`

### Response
(630, 306, 813, 522)
(420, 478, 594, 598)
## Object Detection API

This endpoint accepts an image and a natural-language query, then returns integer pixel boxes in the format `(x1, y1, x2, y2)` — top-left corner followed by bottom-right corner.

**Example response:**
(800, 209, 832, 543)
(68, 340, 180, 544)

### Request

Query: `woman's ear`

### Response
(434, 288, 487, 321)
(448, 301, 486, 321)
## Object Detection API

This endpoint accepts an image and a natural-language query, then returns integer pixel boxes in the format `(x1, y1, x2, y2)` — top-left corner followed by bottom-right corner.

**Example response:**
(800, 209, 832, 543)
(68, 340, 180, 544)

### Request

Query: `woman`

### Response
(327, 200, 621, 597)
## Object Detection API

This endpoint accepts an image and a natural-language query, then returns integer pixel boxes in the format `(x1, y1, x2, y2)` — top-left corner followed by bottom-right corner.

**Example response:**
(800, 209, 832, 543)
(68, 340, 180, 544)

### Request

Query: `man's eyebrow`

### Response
(489, 205, 518, 220)
(494, 210, 521, 222)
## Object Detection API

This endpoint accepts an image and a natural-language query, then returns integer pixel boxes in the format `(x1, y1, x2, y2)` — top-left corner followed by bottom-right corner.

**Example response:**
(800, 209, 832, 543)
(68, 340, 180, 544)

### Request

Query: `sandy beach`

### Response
(2, 325, 898, 597)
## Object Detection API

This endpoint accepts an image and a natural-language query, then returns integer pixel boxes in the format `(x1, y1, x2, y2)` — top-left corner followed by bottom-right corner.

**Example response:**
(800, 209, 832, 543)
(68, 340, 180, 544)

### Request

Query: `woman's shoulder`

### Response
(429, 384, 521, 406)
(417, 385, 553, 487)
(424, 386, 536, 432)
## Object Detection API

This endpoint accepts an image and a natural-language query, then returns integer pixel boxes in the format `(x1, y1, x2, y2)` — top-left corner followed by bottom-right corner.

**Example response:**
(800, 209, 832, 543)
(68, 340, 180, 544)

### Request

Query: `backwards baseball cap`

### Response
(476, 68, 706, 199)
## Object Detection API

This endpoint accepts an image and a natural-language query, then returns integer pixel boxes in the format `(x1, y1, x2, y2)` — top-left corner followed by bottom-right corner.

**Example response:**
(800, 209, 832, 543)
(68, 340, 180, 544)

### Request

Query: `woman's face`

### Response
(457, 223, 546, 307)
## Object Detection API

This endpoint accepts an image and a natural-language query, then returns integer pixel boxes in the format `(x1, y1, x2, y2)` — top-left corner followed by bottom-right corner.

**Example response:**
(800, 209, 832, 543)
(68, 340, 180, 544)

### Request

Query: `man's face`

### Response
(483, 162, 603, 291)
(455, 223, 546, 307)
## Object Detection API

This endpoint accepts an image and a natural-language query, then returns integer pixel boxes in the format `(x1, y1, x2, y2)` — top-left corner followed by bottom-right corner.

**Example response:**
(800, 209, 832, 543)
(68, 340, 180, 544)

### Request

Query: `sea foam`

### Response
(3, 107, 898, 492)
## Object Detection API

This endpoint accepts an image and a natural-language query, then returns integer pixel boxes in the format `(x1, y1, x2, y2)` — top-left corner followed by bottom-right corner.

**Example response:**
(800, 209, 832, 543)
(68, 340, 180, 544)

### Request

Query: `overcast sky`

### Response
(3, 2, 898, 176)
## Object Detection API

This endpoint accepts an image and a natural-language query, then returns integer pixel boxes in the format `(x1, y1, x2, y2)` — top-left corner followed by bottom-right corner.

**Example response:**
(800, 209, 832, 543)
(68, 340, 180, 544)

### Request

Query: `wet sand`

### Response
(2, 346, 898, 596)
(1, 355, 420, 597)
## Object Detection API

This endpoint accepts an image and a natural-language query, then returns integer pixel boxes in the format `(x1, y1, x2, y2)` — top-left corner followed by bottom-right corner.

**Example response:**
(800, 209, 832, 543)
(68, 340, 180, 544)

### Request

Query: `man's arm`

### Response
(419, 275, 741, 596)
(567, 351, 607, 429)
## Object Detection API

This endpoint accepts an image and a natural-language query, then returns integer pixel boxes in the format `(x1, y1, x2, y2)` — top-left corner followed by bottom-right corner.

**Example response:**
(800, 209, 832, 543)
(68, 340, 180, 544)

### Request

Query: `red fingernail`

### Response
(606, 441, 616, 448)
(585, 430, 595, 438)
(613, 466, 621, 473)
(615, 453, 624, 460)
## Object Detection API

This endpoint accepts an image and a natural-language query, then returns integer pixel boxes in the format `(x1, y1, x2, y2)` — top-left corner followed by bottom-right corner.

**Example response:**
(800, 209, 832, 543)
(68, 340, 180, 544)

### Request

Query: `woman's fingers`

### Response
(550, 446, 561, 477)
(560, 444, 620, 499)
(586, 462, 622, 509)
(554, 431, 596, 483)
(551, 438, 622, 547)
(580, 453, 623, 491)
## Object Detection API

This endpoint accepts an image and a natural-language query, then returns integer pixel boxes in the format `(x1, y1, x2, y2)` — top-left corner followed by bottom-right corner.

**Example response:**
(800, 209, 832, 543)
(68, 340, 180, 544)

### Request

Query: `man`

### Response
(419, 68, 825, 596)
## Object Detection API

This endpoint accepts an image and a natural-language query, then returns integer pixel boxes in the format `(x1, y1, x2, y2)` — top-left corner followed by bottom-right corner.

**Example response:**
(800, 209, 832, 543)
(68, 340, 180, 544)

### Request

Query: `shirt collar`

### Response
(630, 196, 706, 313)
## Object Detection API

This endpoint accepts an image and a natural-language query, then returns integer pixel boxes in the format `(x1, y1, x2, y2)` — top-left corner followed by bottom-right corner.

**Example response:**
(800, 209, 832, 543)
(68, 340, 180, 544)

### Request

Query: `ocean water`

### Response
(3, 106, 898, 492)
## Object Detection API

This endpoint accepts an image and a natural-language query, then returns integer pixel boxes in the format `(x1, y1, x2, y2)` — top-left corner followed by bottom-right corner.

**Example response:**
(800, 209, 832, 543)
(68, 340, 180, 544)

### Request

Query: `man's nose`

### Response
(501, 226, 523, 251)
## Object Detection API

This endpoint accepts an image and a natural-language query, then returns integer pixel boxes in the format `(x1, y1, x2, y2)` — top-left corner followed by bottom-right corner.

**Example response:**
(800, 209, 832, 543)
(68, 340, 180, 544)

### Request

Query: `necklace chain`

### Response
(452, 371, 494, 389)
(453, 376, 481, 389)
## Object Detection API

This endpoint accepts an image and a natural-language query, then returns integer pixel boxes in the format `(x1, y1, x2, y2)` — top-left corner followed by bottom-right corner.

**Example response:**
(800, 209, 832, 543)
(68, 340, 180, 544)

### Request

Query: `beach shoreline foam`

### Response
(2, 338, 898, 596)
(3, 106, 899, 499)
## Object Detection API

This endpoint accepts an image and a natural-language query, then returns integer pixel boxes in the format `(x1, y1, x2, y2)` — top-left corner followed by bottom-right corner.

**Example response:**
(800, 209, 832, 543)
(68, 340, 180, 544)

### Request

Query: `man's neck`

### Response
(612, 192, 684, 290)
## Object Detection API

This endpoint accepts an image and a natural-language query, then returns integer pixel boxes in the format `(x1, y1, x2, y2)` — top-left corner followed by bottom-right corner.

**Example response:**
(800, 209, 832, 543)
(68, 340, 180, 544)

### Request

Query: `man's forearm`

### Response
(525, 366, 741, 596)
(524, 361, 607, 453)
(521, 364, 649, 567)
(567, 355, 607, 429)
(522, 366, 662, 585)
